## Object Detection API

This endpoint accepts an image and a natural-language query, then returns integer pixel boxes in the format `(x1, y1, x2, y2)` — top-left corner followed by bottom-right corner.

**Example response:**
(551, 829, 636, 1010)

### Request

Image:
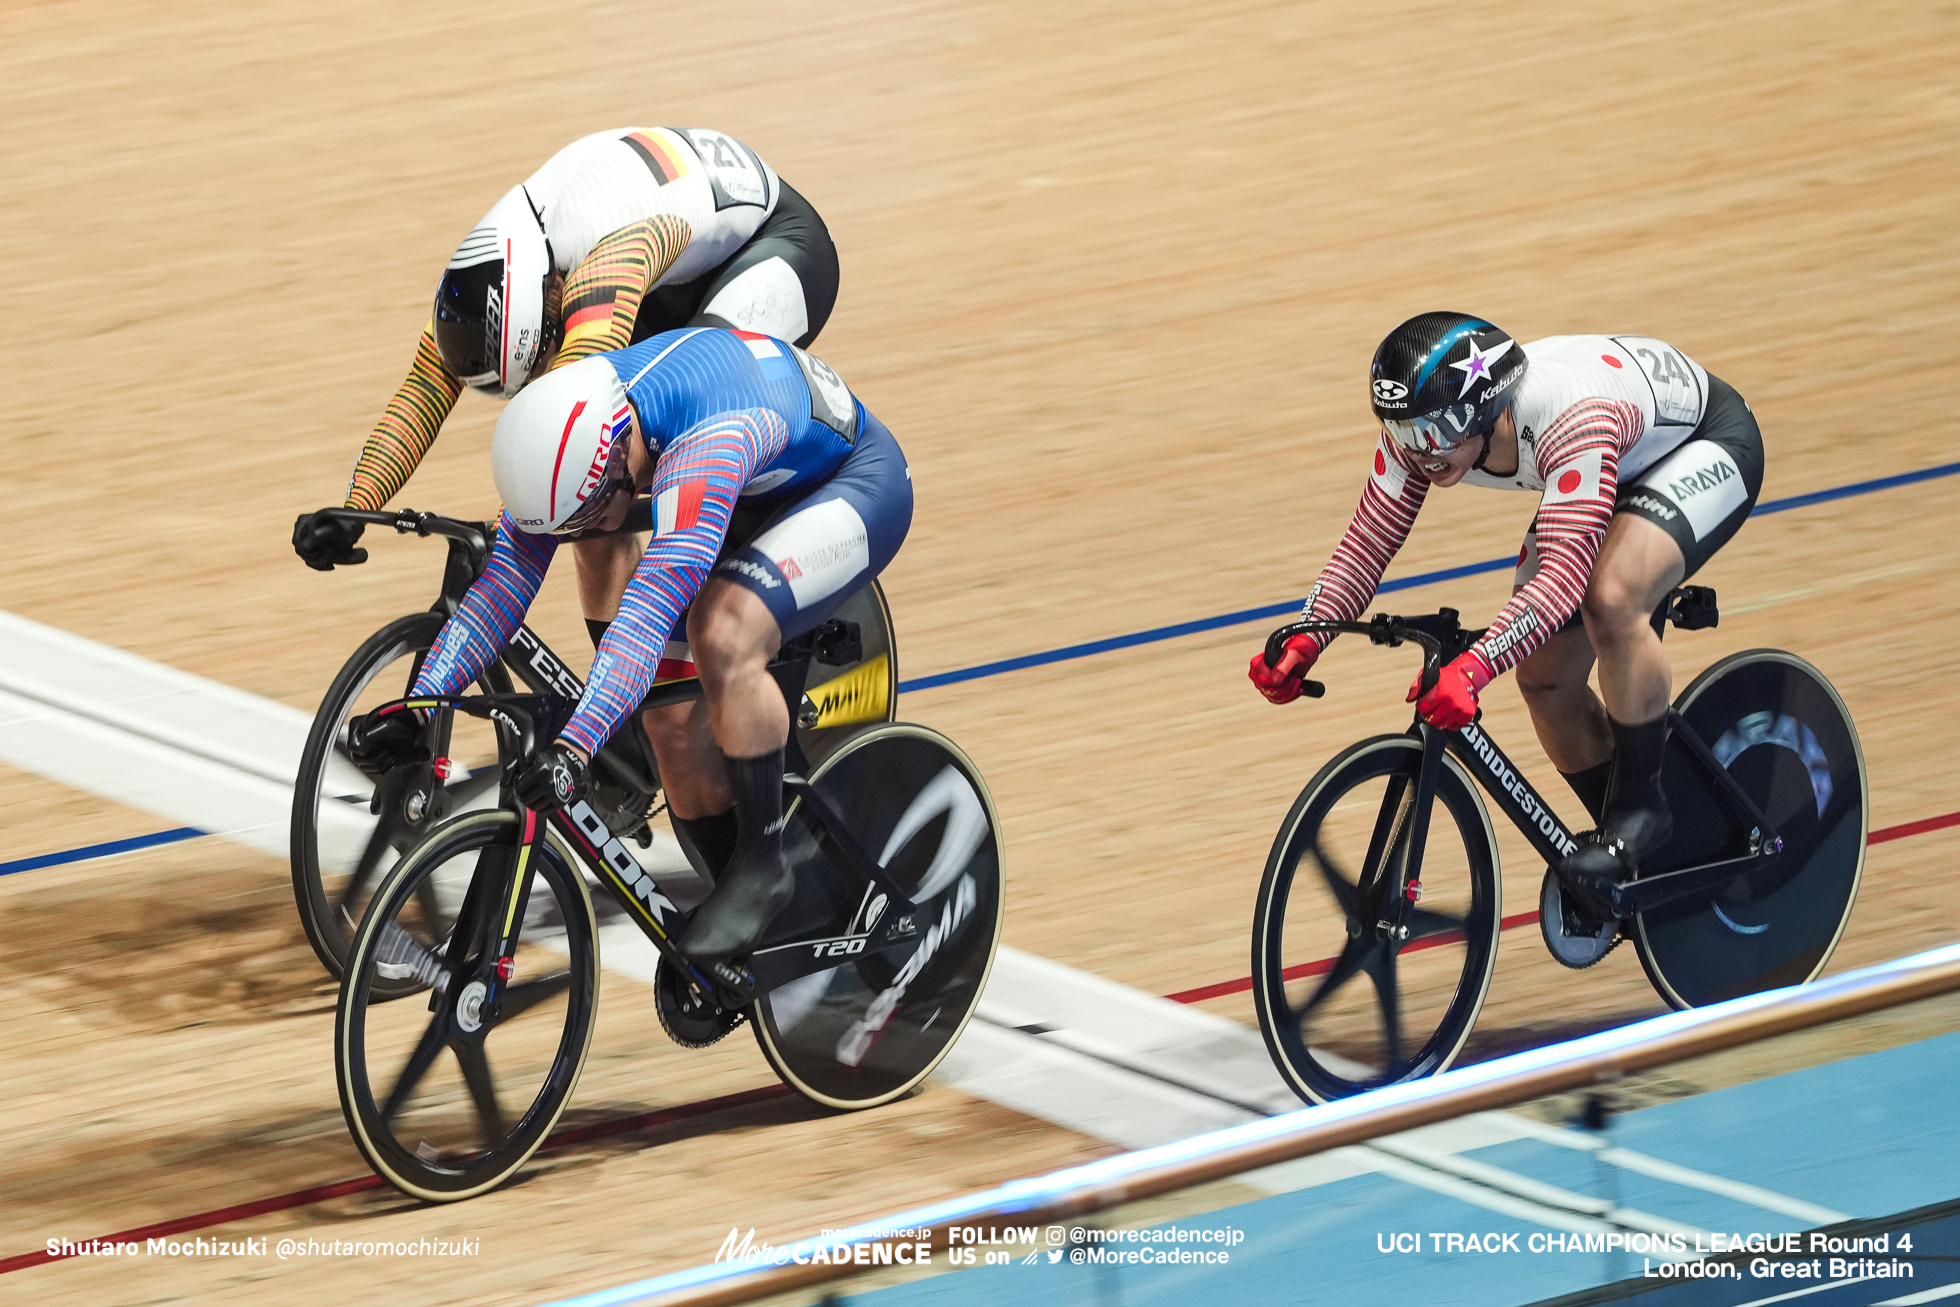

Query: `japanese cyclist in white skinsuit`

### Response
(292, 125, 839, 636)
(1250, 312, 1765, 925)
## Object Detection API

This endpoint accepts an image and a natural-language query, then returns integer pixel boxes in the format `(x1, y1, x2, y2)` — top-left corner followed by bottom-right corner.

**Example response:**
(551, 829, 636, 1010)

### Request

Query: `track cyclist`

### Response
(1249, 312, 1764, 908)
(293, 126, 840, 647)
(347, 325, 909, 999)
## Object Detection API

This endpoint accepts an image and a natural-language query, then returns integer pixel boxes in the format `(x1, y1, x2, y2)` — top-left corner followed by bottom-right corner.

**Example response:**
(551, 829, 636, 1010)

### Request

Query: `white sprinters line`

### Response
(1876, 1282, 1960, 1305)
(1480, 1112, 1851, 1225)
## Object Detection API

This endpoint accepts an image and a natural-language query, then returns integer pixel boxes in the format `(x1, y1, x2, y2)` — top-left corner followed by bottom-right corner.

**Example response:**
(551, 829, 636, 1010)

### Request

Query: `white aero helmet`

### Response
(433, 184, 555, 398)
(492, 357, 638, 535)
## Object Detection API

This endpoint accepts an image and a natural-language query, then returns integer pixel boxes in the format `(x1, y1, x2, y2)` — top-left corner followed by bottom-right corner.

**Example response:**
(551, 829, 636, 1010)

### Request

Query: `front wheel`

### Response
(291, 612, 511, 990)
(1253, 735, 1502, 1103)
(1633, 650, 1866, 1009)
(335, 810, 598, 1202)
(751, 724, 1005, 1110)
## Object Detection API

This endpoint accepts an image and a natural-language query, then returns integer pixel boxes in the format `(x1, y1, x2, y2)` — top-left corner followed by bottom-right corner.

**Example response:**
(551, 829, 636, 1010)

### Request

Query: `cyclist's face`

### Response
(1411, 432, 1485, 486)
(587, 429, 653, 533)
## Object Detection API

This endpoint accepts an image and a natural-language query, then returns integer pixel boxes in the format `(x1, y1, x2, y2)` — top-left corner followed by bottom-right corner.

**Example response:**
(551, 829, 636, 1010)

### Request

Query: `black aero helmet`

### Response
(1370, 312, 1527, 456)
(433, 185, 556, 399)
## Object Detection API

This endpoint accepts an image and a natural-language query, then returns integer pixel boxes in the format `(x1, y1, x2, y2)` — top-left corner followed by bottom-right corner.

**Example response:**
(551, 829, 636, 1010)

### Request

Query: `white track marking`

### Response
(1478, 1112, 1850, 1224)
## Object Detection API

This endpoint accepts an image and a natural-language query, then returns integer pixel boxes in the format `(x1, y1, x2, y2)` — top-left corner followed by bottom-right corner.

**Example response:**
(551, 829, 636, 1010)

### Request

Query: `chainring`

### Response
(1539, 866, 1623, 970)
(654, 957, 746, 1048)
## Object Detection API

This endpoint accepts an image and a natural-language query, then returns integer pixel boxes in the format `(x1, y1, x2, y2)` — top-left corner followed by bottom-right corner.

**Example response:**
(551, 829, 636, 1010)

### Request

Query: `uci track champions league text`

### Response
(716, 1222, 1248, 1271)
(1378, 1228, 1922, 1284)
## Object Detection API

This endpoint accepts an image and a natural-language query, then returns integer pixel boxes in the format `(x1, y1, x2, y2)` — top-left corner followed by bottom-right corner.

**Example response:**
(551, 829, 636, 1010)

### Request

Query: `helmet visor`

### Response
(552, 432, 635, 537)
(1382, 403, 1481, 457)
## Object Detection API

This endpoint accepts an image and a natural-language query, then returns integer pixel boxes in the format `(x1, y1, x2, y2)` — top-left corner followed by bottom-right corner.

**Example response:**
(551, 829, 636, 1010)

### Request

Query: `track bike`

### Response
(290, 505, 898, 993)
(333, 628, 1005, 1201)
(1250, 589, 1866, 1103)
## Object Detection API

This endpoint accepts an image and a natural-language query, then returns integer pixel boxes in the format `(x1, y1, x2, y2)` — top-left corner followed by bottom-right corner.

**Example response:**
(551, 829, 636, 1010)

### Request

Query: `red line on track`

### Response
(0, 1084, 791, 1276)
(9, 807, 1957, 1276)
(1163, 809, 1960, 1006)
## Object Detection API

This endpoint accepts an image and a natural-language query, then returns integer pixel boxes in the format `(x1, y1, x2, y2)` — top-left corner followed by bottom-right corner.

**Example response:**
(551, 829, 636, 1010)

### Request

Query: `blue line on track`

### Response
(893, 458, 1960, 694)
(0, 826, 206, 878)
(12, 457, 1960, 879)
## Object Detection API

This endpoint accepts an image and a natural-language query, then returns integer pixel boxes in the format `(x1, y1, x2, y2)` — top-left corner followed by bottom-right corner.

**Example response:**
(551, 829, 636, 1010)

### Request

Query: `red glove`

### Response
(1408, 653, 1493, 730)
(1249, 634, 1320, 705)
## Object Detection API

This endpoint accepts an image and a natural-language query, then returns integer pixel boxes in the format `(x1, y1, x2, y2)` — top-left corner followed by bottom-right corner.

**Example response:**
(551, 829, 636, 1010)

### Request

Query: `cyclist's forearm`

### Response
(554, 216, 691, 368)
(1300, 441, 1428, 653)
(412, 514, 555, 696)
(345, 321, 464, 510)
(559, 410, 786, 755)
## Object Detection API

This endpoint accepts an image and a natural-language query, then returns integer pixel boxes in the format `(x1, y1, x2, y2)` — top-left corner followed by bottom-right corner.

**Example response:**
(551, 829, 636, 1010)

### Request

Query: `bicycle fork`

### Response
(1367, 724, 1450, 943)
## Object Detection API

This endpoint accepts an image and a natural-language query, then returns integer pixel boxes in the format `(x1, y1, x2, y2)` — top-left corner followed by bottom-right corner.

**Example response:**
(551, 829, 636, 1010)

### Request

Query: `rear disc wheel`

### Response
(1633, 650, 1866, 1008)
(750, 724, 1004, 1110)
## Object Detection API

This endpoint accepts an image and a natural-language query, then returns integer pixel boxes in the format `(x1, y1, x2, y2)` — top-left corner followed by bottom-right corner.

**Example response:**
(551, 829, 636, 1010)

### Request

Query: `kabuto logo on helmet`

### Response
(1373, 379, 1410, 404)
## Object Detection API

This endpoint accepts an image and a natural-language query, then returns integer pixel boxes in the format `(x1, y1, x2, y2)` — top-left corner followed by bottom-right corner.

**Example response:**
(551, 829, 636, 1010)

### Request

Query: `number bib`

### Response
(1611, 335, 1706, 429)
(675, 128, 769, 210)
(791, 345, 859, 442)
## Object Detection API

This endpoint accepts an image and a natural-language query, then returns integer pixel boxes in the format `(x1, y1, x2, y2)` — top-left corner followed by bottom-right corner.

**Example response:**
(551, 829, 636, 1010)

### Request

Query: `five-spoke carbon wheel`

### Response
(1634, 650, 1867, 1008)
(1254, 734, 1501, 1102)
(752, 724, 1004, 1110)
(336, 810, 598, 1202)
(292, 612, 511, 990)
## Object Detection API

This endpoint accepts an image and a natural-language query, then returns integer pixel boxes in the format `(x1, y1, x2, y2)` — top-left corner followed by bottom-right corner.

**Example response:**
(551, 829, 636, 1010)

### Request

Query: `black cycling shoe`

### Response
(678, 847, 797, 967)
(1558, 806, 1673, 917)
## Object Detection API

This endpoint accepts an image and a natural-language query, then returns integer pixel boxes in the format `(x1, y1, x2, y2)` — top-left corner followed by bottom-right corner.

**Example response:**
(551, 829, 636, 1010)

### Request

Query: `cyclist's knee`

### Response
(1581, 575, 1651, 650)
(686, 581, 780, 685)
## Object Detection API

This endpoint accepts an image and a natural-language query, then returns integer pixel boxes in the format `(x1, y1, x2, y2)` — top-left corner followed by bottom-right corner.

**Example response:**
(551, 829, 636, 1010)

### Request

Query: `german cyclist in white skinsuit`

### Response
(1249, 313, 1765, 914)
(292, 125, 840, 646)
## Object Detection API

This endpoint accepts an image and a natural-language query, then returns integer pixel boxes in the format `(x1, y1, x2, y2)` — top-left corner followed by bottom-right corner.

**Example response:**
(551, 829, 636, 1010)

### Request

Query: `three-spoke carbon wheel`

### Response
(292, 612, 511, 989)
(1634, 650, 1867, 1008)
(752, 724, 1004, 1110)
(1254, 734, 1501, 1103)
(336, 810, 598, 1202)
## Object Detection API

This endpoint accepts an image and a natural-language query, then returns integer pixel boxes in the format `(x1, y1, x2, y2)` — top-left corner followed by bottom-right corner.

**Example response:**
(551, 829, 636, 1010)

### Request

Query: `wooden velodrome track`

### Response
(3, 0, 1958, 1301)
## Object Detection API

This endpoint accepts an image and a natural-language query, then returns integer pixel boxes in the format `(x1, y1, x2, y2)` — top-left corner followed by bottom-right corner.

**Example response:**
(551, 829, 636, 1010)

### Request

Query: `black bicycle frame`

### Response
(1266, 603, 1789, 920)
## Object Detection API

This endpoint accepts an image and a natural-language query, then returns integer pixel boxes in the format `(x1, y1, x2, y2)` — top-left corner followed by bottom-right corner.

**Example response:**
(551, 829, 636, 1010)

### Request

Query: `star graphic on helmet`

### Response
(1450, 337, 1514, 399)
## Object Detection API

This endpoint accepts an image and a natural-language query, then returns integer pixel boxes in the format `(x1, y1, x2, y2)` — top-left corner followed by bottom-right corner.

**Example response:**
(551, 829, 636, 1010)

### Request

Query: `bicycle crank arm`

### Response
(1593, 850, 1778, 917)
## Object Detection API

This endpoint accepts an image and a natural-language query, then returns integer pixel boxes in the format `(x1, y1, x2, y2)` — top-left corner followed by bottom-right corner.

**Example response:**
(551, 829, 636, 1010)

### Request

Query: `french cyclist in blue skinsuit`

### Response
(351, 326, 911, 996)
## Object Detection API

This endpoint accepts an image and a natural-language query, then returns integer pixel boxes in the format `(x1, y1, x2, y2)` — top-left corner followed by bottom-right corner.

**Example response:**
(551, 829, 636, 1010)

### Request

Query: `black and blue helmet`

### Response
(1370, 312, 1527, 456)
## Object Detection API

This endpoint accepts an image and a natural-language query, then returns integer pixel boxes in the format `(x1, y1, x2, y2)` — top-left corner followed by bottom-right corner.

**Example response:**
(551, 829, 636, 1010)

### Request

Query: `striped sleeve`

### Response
(1466, 399, 1644, 679)
(1296, 436, 1432, 657)
(554, 216, 693, 368)
(410, 514, 556, 696)
(559, 409, 792, 757)
(344, 319, 466, 511)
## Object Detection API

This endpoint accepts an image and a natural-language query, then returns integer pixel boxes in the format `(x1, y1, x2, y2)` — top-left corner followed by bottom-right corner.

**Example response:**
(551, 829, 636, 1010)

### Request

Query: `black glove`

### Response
(347, 709, 428, 778)
(512, 742, 589, 813)
(293, 510, 368, 571)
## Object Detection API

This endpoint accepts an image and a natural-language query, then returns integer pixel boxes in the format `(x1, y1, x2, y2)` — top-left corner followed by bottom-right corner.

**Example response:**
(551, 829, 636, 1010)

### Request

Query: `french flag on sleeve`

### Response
(732, 328, 796, 380)
(655, 481, 706, 536)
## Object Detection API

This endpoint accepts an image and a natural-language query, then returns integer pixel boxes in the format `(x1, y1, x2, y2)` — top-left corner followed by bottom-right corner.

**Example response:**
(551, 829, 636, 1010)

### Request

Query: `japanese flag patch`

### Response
(1542, 449, 1607, 506)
